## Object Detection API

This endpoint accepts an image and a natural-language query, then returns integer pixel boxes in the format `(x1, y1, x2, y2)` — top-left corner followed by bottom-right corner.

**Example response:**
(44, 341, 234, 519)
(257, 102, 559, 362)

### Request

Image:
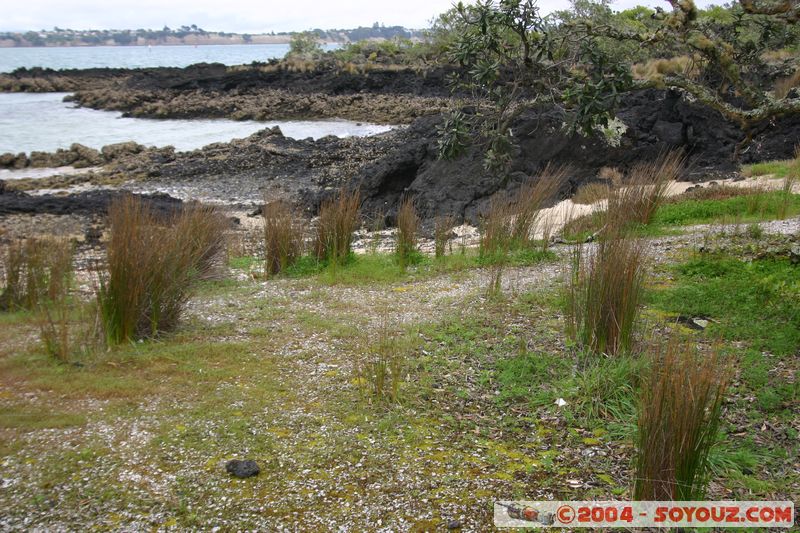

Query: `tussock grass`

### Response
(434, 214, 457, 259)
(98, 195, 228, 344)
(563, 155, 683, 355)
(355, 314, 410, 403)
(395, 195, 420, 270)
(480, 166, 567, 293)
(572, 182, 610, 205)
(314, 187, 361, 265)
(565, 225, 648, 356)
(0, 238, 74, 312)
(609, 151, 684, 227)
(634, 340, 729, 500)
(263, 200, 304, 276)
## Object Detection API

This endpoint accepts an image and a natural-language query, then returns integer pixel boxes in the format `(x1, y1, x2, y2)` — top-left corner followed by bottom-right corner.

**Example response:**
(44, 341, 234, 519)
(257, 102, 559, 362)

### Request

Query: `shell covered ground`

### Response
(1, 212, 799, 531)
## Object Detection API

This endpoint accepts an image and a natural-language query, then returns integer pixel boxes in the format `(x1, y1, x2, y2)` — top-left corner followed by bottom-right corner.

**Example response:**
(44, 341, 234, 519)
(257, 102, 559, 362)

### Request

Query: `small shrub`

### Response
(98, 195, 228, 344)
(395, 195, 419, 270)
(263, 200, 304, 276)
(634, 341, 729, 500)
(565, 226, 648, 356)
(434, 214, 457, 259)
(314, 187, 361, 265)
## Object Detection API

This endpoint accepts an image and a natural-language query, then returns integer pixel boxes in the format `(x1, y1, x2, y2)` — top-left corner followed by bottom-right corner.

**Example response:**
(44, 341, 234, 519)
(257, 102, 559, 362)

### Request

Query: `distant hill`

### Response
(0, 24, 427, 48)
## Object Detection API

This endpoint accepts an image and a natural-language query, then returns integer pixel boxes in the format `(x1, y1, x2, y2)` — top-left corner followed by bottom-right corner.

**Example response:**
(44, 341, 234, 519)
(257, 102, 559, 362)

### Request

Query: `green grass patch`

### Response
(564, 191, 800, 240)
(0, 405, 87, 431)
(650, 255, 800, 355)
(278, 248, 556, 286)
(742, 159, 798, 179)
(652, 191, 800, 226)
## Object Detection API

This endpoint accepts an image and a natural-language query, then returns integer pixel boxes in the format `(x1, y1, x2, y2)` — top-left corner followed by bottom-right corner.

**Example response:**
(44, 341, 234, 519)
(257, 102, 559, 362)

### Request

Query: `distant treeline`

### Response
(0, 23, 426, 47)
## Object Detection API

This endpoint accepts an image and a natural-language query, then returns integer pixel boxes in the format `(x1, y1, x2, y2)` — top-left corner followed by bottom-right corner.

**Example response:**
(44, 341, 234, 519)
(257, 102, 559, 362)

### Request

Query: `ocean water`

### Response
(0, 92, 394, 155)
(0, 43, 340, 73)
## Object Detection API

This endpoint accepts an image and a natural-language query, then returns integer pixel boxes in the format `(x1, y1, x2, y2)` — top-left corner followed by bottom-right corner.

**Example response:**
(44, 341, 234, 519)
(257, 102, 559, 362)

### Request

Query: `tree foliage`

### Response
(439, 0, 800, 169)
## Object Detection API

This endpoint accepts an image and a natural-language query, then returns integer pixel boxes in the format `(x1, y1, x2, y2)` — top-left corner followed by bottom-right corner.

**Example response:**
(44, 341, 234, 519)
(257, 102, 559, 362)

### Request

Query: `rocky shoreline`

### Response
(2, 64, 800, 227)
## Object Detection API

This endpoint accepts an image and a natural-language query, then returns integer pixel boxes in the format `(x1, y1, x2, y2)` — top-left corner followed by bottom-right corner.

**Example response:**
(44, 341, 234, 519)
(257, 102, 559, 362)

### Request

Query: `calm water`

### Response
(0, 43, 340, 73)
(0, 92, 393, 155)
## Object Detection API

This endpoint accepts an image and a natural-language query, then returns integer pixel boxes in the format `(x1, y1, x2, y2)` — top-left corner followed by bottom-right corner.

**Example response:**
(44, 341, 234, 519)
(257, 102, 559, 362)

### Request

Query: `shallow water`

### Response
(0, 92, 394, 154)
(0, 43, 340, 73)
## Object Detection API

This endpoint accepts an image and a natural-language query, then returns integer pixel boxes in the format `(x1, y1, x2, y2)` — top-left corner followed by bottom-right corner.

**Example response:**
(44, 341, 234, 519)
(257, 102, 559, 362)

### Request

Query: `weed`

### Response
(314, 187, 360, 265)
(634, 340, 729, 500)
(263, 200, 304, 276)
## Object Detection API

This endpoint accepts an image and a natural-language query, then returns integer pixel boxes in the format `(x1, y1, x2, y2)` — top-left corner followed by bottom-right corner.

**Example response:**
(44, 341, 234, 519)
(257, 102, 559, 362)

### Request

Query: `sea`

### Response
(0, 43, 340, 72)
(0, 43, 394, 171)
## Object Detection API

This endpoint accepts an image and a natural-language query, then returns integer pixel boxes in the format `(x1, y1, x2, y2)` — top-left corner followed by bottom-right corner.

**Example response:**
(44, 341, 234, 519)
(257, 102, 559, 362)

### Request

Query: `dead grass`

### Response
(98, 195, 228, 344)
(634, 340, 729, 500)
(263, 200, 304, 276)
(314, 188, 361, 265)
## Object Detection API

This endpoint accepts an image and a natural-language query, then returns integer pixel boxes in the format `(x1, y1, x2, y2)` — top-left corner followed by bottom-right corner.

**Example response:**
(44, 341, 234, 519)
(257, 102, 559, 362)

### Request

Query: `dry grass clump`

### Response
(395, 195, 419, 269)
(0, 238, 74, 312)
(98, 195, 228, 344)
(481, 165, 568, 256)
(509, 165, 568, 246)
(607, 151, 684, 228)
(314, 188, 361, 265)
(634, 341, 729, 500)
(263, 200, 304, 276)
(573, 182, 611, 205)
(434, 214, 457, 258)
(598, 166, 624, 185)
(773, 68, 800, 100)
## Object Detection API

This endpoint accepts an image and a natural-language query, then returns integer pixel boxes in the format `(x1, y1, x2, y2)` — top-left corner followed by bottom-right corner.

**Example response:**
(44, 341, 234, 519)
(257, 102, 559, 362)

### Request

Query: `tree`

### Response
(441, 0, 631, 172)
(581, 0, 800, 151)
(440, 0, 800, 169)
(286, 31, 323, 60)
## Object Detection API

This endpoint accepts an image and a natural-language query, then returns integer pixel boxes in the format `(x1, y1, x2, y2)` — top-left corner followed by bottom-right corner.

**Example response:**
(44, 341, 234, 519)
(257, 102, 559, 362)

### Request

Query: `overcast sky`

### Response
(2, 0, 721, 33)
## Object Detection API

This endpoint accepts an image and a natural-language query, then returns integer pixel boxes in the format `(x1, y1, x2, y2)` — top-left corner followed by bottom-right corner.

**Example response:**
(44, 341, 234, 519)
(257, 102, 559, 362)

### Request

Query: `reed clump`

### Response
(263, 199, 304, 276)
(565, 222, 647, 356)
(98, 195, 228, 344)
(395, 195, 420, 270)
(314, 188, 361, 265)
(634, 341, 729, 500)
(434, 214, 457, 259)
(0, 238, 74, 312)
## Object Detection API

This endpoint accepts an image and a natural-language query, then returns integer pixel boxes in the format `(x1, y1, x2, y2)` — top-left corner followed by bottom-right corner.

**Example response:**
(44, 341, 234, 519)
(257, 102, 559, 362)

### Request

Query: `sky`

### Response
(1, 0, 721, 33)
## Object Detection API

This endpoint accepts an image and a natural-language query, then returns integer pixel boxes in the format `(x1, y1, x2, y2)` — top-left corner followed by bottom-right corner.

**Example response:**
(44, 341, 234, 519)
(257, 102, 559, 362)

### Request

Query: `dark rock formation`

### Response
(0, 189, 182, 217)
